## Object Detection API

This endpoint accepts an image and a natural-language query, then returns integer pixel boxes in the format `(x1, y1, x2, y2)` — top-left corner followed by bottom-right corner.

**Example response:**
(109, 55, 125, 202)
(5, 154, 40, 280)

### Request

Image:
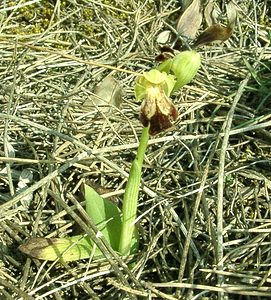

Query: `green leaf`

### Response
(84, 184, 121, 251)
(130, 227, 139, 254)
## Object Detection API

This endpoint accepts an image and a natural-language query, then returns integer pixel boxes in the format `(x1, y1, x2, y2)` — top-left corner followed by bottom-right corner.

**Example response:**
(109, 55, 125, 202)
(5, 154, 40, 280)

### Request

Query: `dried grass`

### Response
(0, 0, 271, 299)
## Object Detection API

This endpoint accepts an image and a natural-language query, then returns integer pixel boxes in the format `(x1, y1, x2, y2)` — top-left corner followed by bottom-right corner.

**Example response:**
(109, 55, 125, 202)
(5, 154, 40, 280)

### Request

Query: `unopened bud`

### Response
(171, 50, 201, 91)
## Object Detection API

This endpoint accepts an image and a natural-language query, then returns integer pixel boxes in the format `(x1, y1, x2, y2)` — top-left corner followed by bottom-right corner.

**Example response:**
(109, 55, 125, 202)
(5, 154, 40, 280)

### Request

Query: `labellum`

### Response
(140, 85, 178, 135)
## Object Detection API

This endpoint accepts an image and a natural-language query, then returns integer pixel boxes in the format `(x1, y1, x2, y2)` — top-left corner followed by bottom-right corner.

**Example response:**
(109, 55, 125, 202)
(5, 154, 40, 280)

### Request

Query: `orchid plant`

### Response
(19, 50, 201, 262)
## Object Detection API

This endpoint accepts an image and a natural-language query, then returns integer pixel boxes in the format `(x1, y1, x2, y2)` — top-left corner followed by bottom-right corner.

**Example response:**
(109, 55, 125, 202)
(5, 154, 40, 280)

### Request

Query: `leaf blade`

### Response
(84, 184, 121, 251)
(19, 236, 100, 262)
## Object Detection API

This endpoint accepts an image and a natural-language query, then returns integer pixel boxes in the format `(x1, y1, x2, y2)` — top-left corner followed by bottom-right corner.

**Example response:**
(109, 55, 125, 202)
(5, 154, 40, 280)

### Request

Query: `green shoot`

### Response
(118, 125, 149, 255)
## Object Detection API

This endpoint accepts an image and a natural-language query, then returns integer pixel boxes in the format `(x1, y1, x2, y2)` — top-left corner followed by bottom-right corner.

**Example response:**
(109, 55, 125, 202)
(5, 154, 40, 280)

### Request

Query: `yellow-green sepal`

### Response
(135, 70, 176, 100)
(164, 74, 176, 96)
(143, 69, 168, 84)
(156, 58, 173, 74)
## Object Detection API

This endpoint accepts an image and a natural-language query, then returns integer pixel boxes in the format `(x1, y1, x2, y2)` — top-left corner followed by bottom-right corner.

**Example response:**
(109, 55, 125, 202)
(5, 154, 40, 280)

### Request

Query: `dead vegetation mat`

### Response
(0, 0, 271, 299)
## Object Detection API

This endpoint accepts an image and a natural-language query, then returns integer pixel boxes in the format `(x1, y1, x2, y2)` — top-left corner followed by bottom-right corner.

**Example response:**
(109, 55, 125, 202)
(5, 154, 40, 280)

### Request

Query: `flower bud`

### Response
(171, 50, 201, 91)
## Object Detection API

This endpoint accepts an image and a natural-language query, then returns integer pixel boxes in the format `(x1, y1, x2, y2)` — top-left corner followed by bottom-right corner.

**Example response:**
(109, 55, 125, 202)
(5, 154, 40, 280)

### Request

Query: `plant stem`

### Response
(118, 125, 149, 255)
(135, 125, 150, 166)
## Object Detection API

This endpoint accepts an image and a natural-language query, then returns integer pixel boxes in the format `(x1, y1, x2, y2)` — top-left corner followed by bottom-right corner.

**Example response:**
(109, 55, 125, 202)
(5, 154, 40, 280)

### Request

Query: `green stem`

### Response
(118, 125, 149, 255)
(136, 125, 150, 166)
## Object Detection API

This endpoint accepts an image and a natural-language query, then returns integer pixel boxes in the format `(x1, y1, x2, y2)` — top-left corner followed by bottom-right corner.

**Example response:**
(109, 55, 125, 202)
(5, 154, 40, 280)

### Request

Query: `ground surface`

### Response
(0, 0, 271, 299)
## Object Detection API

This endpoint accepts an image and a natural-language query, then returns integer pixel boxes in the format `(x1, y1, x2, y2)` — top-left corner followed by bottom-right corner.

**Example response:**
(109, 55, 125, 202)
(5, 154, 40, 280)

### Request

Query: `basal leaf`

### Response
(84, 184, 121, 251)
(19, 236, 100, 262)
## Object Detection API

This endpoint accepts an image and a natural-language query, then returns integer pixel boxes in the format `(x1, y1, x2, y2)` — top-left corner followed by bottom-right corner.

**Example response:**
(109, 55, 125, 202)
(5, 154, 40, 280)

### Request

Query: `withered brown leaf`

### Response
(195, 0, 237, 47)
(19, 238, 57, 258)
(180, 0, 194, 11)
(83, 76, 122, 113)
(226, 1, 237, 30)
(193, 24, 232, 47)
(176, 0, 202, 40)
(204, 0, 217, 27)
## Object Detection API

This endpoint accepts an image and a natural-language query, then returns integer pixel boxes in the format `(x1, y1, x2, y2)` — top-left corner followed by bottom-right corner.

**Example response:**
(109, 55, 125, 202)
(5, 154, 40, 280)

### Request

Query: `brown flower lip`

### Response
(140, 85, 178, 135)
